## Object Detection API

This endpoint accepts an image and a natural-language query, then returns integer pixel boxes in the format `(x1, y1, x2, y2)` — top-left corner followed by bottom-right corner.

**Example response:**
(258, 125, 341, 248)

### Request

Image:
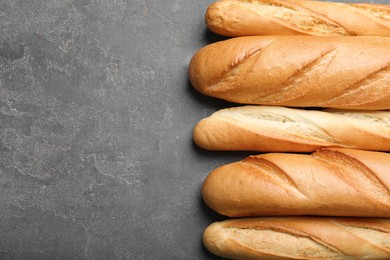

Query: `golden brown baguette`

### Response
(189, 36, 390, 110)
(206, 0, 390, 37)
(202, 148, 390, 217)
(203, 217, 390, 260)
(194, 106, 390, 152)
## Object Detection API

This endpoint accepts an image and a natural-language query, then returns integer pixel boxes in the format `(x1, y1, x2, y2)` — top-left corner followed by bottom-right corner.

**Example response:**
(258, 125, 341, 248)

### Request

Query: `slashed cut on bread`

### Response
(206, 0, 390, 37)
(194, 106, 390, 152)
(202, 148, 390, 217)
(204, 217, 390, 260)
(189, 36, 390, 110)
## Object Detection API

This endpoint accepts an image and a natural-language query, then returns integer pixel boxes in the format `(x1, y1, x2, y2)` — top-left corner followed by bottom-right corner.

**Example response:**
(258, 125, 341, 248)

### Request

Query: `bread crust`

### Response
(201, 148, 390, 217)
(206, 0, 390, 37)
(189, 36, 390, 109)
(203, 217, 390, 260)
(193, 106, 390, 152)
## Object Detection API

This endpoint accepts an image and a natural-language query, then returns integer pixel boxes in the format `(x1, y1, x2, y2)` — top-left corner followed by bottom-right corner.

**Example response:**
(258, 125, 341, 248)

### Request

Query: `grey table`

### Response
(0, 0, 386, 259)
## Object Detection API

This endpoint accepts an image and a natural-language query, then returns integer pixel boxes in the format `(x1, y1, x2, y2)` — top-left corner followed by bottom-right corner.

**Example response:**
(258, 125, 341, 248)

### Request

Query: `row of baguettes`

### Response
(205, 0, 390, 37)
(195, 1, 390, 259)
(203, 217, 390, 260)
(189, 35, 390, 110)
(194, 106, 390, 152)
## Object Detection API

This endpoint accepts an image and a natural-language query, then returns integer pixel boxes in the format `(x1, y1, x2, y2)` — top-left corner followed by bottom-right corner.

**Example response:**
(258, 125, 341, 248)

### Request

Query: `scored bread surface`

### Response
(193, 106, 390, 152)
(202, 148, 390, 217)
(206, 0, 390, 37)
(203, 217, 390, 260)
(189, 36, 390, 109)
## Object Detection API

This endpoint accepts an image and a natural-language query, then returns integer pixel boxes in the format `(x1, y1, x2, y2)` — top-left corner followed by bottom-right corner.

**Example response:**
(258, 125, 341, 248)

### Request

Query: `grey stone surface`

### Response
(0, 0, 387, 259)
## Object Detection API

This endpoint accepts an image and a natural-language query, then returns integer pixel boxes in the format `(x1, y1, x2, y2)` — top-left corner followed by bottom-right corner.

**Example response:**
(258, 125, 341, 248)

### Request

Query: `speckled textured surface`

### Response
(0, 0, 387, 259)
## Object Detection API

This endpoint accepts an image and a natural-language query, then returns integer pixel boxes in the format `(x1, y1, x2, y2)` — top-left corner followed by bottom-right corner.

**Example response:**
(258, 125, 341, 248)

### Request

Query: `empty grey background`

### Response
(0, 0, 386, 259)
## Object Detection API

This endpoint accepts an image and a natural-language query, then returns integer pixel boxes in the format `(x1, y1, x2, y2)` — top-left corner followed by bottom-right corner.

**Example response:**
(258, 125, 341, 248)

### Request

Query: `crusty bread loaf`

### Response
(194, 106, 390, 152)
(188, 36, 390, 110)
(203, 217, 390, 260)
(206, 0, 390, 37)
(202, 148, 390, 217)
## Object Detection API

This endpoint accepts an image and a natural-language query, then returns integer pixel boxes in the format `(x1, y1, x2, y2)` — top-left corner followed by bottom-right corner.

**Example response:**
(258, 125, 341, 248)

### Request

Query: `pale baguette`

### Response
(189, 36, 390, 109)
(206, 0, 390, 37)
(204, 217, 390, 260)
(202, 148, 390, 217)
(194, 106, 390, 152)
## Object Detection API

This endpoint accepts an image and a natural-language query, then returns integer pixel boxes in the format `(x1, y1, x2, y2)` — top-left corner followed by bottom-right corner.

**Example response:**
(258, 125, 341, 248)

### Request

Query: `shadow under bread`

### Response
(202, 29, 230, 45)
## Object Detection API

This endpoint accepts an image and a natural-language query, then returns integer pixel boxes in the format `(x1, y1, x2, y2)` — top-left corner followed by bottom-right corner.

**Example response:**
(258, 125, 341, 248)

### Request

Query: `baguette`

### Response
(203, 217, 390, 260)
(188, 36, 390, 110)
(206, 0, 390, 37)
(202, 148, 390, 217)
(194, 106, 390, 152)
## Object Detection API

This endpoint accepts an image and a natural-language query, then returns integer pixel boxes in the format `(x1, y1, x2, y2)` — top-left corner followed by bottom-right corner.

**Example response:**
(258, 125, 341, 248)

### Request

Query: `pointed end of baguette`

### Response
(193, 118, 212, 150)
(205, 2, 222, 33)
(201, 165, 226, 215)
(203, 221, 233, 259)
(205, 0, 240, 37)
(188, 48, 208, 95)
